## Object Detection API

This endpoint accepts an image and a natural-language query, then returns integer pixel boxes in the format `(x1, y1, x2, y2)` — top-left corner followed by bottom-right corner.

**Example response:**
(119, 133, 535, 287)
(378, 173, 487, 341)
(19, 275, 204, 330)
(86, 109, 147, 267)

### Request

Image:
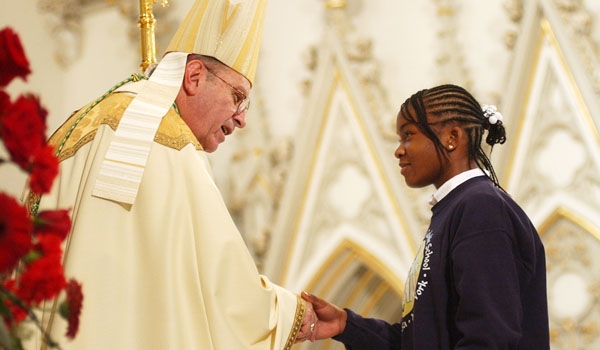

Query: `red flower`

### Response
(34, 209, 72, 240)
(59, 279, 83, 339)
(0, 192, 33, 272)
(0, 93, 47, 170)
(0, 90, 9, 119)
(0, 26, 83, 346)
(28, 144, 59, 194)
(0, 27, 31, 88)
(2, 279, 29, 325)
(17, 251, 66, 304)
(34, 234, 64, 259)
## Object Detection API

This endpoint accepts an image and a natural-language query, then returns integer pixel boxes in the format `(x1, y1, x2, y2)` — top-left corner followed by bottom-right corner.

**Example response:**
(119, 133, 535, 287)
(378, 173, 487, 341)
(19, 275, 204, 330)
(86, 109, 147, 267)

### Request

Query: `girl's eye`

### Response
(398, 133, 409, 143)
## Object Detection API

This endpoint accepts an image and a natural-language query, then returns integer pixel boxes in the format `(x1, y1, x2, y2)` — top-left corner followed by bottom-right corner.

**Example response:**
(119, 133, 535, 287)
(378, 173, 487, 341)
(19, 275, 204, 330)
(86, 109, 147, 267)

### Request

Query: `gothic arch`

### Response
(538, 207, 600, 348)
(300, 238, 404, 350)
(499, 1, 600, 347)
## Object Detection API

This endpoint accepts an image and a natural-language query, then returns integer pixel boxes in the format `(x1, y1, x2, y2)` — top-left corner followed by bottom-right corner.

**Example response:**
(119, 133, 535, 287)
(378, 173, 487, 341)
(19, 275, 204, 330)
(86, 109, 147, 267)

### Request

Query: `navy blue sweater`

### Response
(334, 177, 549, 349)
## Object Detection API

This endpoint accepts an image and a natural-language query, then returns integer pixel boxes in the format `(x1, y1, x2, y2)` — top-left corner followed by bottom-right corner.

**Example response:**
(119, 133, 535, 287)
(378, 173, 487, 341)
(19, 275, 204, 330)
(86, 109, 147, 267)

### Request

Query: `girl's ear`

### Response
(445, 125, 464, 152)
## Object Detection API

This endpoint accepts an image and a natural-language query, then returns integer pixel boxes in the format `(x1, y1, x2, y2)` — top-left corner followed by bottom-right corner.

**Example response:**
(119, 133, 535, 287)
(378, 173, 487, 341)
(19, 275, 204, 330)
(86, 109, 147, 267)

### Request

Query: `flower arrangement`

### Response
(0, 27, 82, 349)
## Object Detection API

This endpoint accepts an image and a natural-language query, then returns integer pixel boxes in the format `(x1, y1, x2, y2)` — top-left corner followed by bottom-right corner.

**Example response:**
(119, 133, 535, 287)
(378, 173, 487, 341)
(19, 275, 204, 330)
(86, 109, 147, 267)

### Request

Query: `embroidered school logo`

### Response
(401, 229, 434, 330)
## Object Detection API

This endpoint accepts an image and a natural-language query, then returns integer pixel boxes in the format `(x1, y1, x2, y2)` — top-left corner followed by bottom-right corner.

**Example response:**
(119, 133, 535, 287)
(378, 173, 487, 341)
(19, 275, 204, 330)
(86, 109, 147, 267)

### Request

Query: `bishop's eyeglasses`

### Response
(206, 69, 250, 116)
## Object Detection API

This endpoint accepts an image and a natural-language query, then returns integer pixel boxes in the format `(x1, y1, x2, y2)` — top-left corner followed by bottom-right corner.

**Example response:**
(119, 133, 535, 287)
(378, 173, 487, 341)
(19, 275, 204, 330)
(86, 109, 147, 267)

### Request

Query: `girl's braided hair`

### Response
(399, 84, 506, 189)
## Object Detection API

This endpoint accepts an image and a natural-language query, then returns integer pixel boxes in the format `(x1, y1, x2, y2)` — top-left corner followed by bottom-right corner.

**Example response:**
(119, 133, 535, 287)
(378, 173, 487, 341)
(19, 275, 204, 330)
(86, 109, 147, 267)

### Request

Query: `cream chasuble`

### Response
(27, 91, 304, 349)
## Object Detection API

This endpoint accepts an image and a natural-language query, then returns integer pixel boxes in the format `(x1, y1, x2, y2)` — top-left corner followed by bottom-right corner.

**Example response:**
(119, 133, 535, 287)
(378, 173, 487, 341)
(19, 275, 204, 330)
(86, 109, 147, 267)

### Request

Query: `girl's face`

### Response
(394, 108, 454, 189)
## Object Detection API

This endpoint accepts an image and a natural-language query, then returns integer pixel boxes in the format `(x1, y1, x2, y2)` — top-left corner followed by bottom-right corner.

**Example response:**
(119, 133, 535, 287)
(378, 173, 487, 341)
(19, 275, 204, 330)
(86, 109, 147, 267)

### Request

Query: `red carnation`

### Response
(1, 279, 29, 325)
(34, 209, 72, 240)
(0, 90, 9, 119)
(28, 144, 59, 194)
(0, 94, 47, 170)
(0, 192, 33, 272)
(59, 279, 83, 339)
(0, 27, 31, 88)
(34, 234, 64, 259)
(17, 252, 66, 304)
(0, 26, 84, 347)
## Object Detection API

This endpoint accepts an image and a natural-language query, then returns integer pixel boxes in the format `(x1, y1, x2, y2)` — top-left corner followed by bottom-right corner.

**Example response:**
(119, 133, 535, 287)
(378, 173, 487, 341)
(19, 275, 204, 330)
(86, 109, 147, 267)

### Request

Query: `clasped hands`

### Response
(294, 291, 348, 343)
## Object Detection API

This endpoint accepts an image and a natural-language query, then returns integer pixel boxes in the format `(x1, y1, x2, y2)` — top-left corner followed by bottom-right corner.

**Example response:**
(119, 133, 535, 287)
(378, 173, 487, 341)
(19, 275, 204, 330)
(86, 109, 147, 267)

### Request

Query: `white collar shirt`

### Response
(428, 168, 486, 206)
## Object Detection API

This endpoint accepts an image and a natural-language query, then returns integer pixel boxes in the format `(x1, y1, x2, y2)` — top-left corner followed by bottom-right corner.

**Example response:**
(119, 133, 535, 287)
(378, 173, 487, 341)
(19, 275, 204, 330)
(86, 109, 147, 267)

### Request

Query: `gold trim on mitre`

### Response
(165, 0, 268, 85)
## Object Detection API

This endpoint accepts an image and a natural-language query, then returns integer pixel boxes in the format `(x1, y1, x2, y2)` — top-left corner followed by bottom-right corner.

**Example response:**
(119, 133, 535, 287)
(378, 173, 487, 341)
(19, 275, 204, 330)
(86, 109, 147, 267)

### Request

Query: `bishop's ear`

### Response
(183, 59, 205, 94)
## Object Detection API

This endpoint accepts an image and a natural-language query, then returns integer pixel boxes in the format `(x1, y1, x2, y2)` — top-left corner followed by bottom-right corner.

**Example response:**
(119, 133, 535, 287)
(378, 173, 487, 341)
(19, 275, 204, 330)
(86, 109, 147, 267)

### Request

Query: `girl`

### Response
(302, 84, 549, 349)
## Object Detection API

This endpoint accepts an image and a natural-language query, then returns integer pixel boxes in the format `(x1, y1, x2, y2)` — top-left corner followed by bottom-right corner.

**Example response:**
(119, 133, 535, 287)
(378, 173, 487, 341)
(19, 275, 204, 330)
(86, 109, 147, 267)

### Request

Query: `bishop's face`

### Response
(184, 64, 251, 153)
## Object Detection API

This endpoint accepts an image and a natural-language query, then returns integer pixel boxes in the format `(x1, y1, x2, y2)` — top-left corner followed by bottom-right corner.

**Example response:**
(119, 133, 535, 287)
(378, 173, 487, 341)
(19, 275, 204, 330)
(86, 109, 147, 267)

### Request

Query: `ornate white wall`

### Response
(2, 0, 600, 348)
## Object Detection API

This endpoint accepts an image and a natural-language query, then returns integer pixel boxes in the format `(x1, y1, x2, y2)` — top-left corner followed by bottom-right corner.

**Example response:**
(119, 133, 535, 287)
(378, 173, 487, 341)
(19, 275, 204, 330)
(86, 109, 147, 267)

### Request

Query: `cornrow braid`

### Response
(399, 84, 506, 190)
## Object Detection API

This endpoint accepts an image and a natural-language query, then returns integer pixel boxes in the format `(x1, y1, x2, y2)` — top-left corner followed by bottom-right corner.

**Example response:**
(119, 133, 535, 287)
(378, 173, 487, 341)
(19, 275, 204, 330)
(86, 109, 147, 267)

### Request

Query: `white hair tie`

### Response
(482, 104, 503, 125)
